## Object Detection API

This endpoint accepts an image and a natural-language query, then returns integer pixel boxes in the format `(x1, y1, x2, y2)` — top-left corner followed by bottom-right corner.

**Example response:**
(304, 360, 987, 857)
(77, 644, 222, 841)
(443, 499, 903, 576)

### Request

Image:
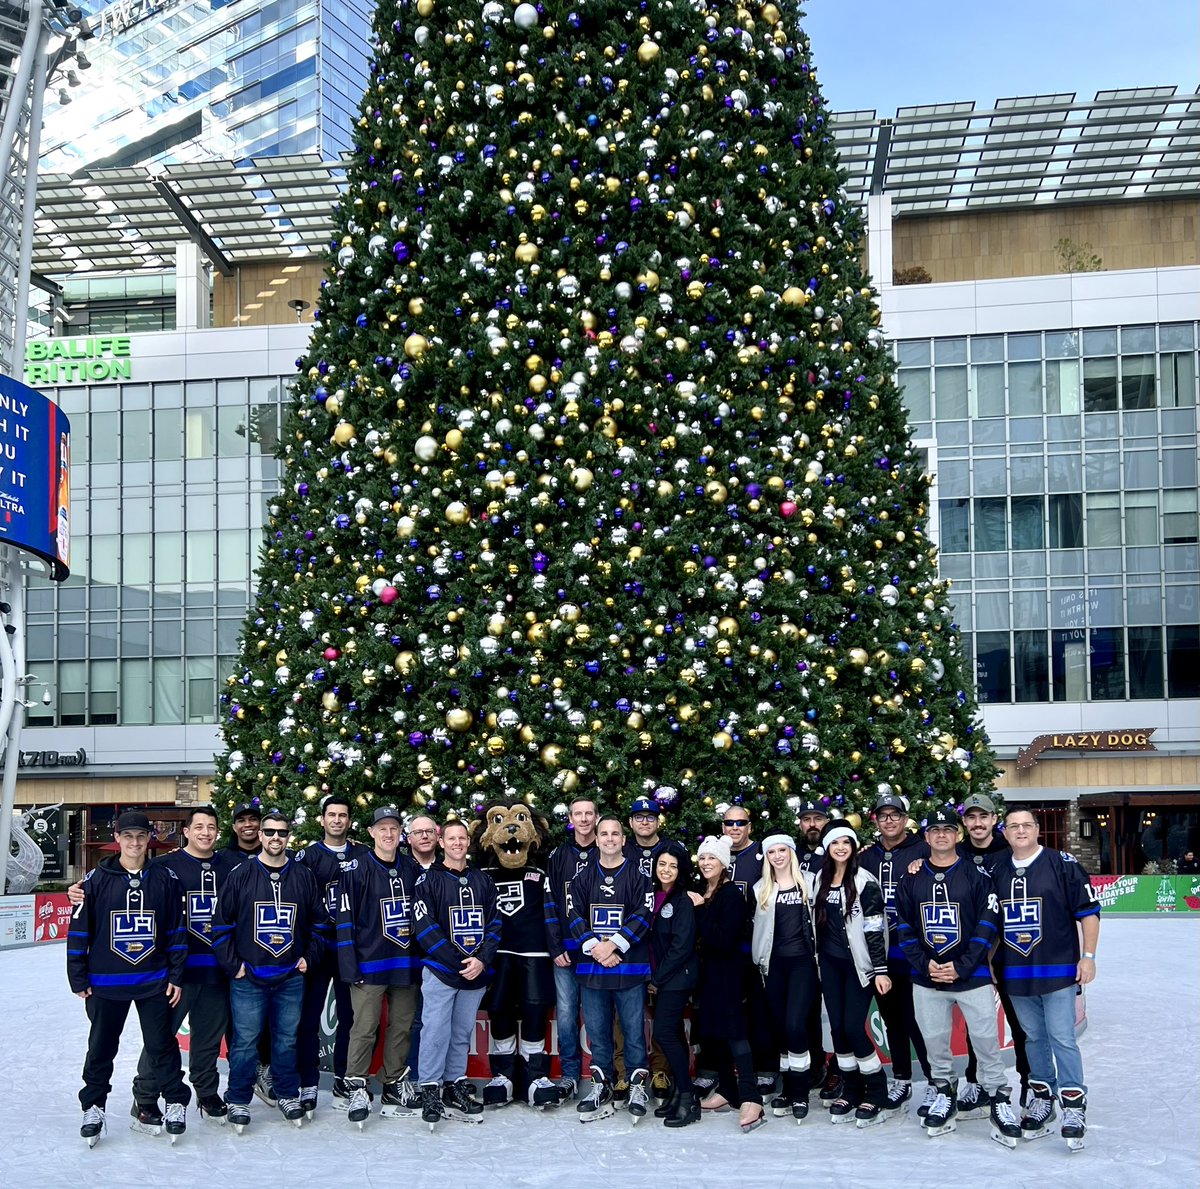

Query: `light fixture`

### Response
(57, 89, 72, 105)
(288, 298, 311, 322)
(1080, 819, 1094, 839)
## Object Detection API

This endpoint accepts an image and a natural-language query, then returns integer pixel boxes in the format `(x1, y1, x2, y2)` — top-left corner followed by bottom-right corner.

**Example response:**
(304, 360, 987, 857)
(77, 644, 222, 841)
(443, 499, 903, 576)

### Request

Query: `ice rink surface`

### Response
(2, 915, 1196, 1189)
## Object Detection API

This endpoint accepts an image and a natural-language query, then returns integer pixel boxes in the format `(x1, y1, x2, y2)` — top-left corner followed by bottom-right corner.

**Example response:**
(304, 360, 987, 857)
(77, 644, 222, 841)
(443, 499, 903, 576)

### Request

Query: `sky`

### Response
(801, 0, 1199, 115)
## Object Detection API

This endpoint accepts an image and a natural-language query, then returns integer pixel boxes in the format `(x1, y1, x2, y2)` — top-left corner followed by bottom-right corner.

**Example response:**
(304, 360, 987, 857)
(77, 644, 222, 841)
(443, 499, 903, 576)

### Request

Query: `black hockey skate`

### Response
(957, 1081, 988, 1120)
(482, 1074, 513, 1108)
(528, 1077, 562, 1109)
(420, 1082, 449, 1130)
(989, 1088, 1022, 1149)
(254, 1064, 277, 1108)
(129, 1100, 163, 1136)
(577, 1069, 616, 1123)
(883, 1079, 911, 1117)
(227, 1103, 251, 1135)
(380, 1076, 420, 1119)
(1020, 1081, 1057, 1141)
(922, 1083, 958, 1137)
(442, 1078, 484, 1124)
(1060, 1087, 1087, 1152)
(164, 1102, 186, 1145)
(626, 1069, 650, 1123)
(346, 1077, 371, 1129)
(299, 1085, 319, 1120)
(80, 1105, 106, 1148)
(552, 1076, 578, 1104)
(278, 1097, 305, 1127)
(198, 1094, 228, 1124)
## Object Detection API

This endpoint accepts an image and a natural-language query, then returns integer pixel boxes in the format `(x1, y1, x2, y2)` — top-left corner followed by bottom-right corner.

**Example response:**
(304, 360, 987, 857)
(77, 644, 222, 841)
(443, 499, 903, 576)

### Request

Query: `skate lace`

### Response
(82, 1106, 106, 1132)
(421, 1085, 443, 1112)
(583, 1078, 607, 1105)
(1061, 1104, 1085, 1129)
(628, 1082, 649, 1110)
(487, 1075, 513, 1091)
(165, 1103, 186, 1126)
(886, 1081, 910, 1106)
(959, 1083, 982, 1107)
(348, 1086, 369, 1111)
(920, 1084, 938, 1110)
(1027, 1095, 1054, 1123)
(928, 1090, 952, 1119)
(278, 1097, 301, 1115)
(992, 1099, 1019, 1127)
(399, 1080, 420, 1105)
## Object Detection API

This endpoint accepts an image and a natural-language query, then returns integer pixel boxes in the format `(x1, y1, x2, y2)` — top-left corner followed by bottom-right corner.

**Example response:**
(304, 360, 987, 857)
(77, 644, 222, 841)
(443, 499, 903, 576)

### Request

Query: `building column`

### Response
(866, 193, 894, 302)
(175, 242, 211, 330)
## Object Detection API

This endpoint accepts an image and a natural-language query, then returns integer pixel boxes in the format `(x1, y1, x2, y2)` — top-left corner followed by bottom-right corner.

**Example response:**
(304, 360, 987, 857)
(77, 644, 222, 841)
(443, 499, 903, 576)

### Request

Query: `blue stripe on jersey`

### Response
(245, 962, 299, 980)
(1075, 905, 1101, 919)
(335, 939, 355, 949)
(360, 956, 416, 973)
(1002, 963, 1077, 980)
(575, 961, 651, 978)
(91, 968, 167, 987)
(185, 954, 219, 967)
(422, 958, 460, 978)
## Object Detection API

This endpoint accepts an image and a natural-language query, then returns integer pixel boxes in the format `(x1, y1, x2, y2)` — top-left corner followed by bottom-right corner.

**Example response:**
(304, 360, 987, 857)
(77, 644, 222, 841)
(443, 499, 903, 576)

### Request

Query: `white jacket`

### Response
(750, 872, 818, 976)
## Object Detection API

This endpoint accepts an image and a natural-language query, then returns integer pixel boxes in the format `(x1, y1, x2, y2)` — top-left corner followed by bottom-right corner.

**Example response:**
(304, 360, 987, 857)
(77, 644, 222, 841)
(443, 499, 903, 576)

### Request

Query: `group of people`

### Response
(66, 789, 1101, 1152)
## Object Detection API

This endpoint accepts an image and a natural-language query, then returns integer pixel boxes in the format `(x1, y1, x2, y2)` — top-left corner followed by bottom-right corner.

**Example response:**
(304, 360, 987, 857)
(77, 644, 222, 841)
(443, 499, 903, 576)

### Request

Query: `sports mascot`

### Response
(470, 802, 561, 1108)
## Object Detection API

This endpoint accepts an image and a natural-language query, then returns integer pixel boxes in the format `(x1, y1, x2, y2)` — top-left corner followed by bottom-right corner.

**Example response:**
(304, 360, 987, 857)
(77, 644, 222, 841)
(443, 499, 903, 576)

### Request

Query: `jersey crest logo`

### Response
(450, 904, 485, 953)
(254, 902, 296, 956)
(380, 896, 410, 948)
(734, 880, 749, 899)
(920, 901, 960, 954)
(1002, 898, 1042, 956)
(111, 911, 156, 963)
(496, 881, 526, 918)
(186, 891, 217, 942)
(591, 904, 624, 937)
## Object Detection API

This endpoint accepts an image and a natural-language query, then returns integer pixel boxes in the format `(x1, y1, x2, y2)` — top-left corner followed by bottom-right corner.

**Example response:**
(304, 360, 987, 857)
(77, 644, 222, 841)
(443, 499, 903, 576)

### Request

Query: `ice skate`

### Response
(739, 1101, 767, 1133)
(129, 1100, 163, 1136)
(922, 1083, 958, 1137)
(917, 1082, 938, 1118)
(1020, 1081, 1056, 1141)
(626, 1068, 650, 1123)
(442, 1078, 484, 1124)
(227, 1103, 251, 1135)
(482, 1074, 513, 1108)
(299, 1085, 319, 1120)
(164, 1102, 186, 1145)
(528, 1076, 561, 1109)
(883, 1079, 911, 1117)
(380, 1075, 420, 1119)
(1060, 1087, 1087, 1152)
(989, 1088, 1022, 1149)
(80, 1105, 106, 1148)
(770, 1090, 793, 1117)
(855, 1101, 887, 1128)
(420, 1082, 449, 1130)
(346, 1077, 370, 1129)
(792, 1098, 810, 1124)
(278, 1096, 305, 1127)
(577, 1070, 615, 1123)
(198, 1094, 228, 1124)
(651, 1070, 672, 1099)
(254, 1064, 277, 1108)
(957, 1081, 988, 1120)
(552, 1076, 578, 1104)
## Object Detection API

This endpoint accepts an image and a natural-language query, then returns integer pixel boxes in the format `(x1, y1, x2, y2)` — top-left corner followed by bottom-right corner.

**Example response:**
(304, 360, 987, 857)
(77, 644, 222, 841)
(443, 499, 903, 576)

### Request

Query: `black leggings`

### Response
(650, 988, 693, 1093)
(707, 1034, 761, 1106)
(763, 954, 819, 1068)
(819, 954, 876, 1060)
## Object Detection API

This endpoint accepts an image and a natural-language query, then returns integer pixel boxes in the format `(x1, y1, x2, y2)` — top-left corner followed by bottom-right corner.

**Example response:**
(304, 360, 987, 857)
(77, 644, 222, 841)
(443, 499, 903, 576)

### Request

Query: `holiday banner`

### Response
(1090, 875, 1200, 913)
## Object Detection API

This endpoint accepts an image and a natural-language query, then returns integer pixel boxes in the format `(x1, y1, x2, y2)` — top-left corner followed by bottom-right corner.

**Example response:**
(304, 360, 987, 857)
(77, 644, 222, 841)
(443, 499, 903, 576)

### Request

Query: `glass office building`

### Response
(40, 0, 372, 172)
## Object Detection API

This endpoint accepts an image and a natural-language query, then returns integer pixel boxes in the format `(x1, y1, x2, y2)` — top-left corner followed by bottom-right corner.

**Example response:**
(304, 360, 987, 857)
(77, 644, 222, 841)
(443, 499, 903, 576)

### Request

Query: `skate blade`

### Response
(855, 1114, 886, 1129)
(924, 1121, 957, 1137)
(578, 1103, 616, 1123)
(86, 1137, 100, 1148)
(740, 1114, 768, 1134)
(169, 1133, 182, 1145)
(990, 1128, 1019, 1149)
(379, 1105, 418, 1119)
(1021, 1126, 1053, 1141)
(330, 1100, 350, 1113)
(130, 1121, 162, 1137)
(445, 1109, 483, 1125)
(1066, 1137, 1086, 1152)
(292, 1118, 304, 1129)
(200, 1112, 228, 1126)
(771, 1105, 792, 1117)
(232, 1124, 248, 1135)
(355, 1121, 365, 1131)
(957, 1107, 989, 1121)
(304, 1108, 317, 1121)
(828, 1113, 858, 1125)
(483, 1099, 512, 1110)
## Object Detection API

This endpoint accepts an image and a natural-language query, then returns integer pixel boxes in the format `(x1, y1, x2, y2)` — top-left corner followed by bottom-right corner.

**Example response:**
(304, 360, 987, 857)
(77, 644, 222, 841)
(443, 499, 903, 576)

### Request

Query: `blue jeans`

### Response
(1009, 986, 1085, 1096)
(553, 963, 582, 1080)
(417, 968, 486, 1086)
(227, 974, 304, 1105)
(580, 983, 647, 1082)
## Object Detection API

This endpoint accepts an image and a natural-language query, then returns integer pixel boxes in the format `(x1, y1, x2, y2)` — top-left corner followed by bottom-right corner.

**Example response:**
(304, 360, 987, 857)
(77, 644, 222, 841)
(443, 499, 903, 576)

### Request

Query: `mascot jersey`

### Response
(488, 866, 556, 957)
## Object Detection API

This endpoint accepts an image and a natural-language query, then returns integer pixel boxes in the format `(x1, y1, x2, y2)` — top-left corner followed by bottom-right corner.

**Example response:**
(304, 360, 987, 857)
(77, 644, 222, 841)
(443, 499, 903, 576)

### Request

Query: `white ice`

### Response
(2, 916, 1197, 1189)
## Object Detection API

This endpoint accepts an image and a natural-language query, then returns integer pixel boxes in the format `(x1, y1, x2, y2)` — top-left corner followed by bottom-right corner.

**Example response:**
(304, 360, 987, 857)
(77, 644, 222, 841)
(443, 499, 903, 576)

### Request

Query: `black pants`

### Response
(80, 993, 189, 1110)
(298, 965, 353, 1084)
(489, 1001, 552, 1096)
(134, 982, 228, 1101)
(763, 955, 819, 1075)
(818, 955, 876, 1061)
(650, 988, 693, 1094)
(878, 958, 930, 1081)
(708, 1034, 761, 1106)
(965, 982, 1029, 1086)
(744, 959, 778, 1074)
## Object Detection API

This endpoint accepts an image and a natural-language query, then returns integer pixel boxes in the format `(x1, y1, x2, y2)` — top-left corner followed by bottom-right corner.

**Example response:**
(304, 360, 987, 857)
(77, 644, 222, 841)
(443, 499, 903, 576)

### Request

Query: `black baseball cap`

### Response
(797, 799, 829, 818)
(116, 810, 151, 832)
(926, 805, 961, 829)
(873, 793, 908, 815)
(233, 802, 262, 820)
(372, 805, 402, 825)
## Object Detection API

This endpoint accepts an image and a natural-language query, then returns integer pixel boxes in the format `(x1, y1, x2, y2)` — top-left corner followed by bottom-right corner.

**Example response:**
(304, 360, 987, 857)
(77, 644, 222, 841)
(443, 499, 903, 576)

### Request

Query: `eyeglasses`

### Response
(260, 827, 289, 837)
(631, 814, 658, 823)
(722, 820, 749, 828)
(1007, 822, 1037, 831)
(875, 813, 904, 823)
(408, 828, 436, 837)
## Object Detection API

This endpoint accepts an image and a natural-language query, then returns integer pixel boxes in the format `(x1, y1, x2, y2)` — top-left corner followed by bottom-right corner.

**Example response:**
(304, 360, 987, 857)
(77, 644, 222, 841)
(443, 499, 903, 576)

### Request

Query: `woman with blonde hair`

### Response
(751, 834, 820, 1124)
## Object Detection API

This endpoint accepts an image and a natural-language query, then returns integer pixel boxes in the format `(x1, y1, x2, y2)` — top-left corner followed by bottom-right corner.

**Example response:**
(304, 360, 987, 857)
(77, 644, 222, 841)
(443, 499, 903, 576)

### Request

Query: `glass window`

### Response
(1009, 456, 1043, 494)
(897, 341, 930, 367)
(934, 338, 967, 365)
(939, 500, 970, 553)
(1086, 493, 1121, 547)
(1122, 450, 1157, 489)
(1127, 587, 1161, 626)
(1082, 358, 1117, 412)
(1128, 626, 1163, 699)
(937, 459, 969, 498)
(1046, 359, 1080, 413)
(973, 457, 1008, 497)
(975, 631, 1011, 703)
(976, 592, 1010, 631)
(1166, 584, 1199, 625)
(217, 617, 243, 653)
(90, 660, 118, 724)
(92, 412, 119, 463)
(123, 410, 151, 462)
(1163, 448, 1197, 490)
(1084, 451, 1119, 491)
(1048, 454, 1081, 491)
(1121, 355, 1156, 409)
(934, 367, 968, 420)
(154, 533, 183, 585)
(185, 408, 214, 459)
(121, 617, 149, 655)
(1008, 361, 1042, 416)
(1125, 492, 1158, 546)
(1164, 490, 1199, 544)
(89, 618, 118, 658)
(1160, 323, 1195, 350)
(153, 658, 184, 723)
(1013, 588, 1048, 628)
(186, 657, 217, 723)
(218, 529, 249, 583)
(1082, 329, 1117, 356)
(1049, 494, 1083, 548)
(1161, 352, 1196, 408)
(1052, 629, 1088, 700)
(1089, 627, 1125, 699)
(970, 365, 1004, 418)
(1166, 626, 1200, 698)
(970, 335, 1004, 362)
(154, 407, 182, 460)
(975, 498, 1007, 552)
(186, 531, 215, 583)
(1014, 631, 1049, 701)
(124, 533, 151, 586)
(217, 406, 248, 457)
(1011, 496, 1045, 550)
(58, 659, 86, 726)
(91, 534, 120, 586)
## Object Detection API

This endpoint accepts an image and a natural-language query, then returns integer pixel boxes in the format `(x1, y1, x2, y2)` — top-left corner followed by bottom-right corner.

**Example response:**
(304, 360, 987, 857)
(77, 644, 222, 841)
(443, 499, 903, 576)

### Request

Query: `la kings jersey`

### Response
(546, 839, 597, 959)
(487, 866, 556, 957)
(861, 833, 931, 960)
(156, 848, 242, 984)
(992, 846, 1100, 997)
(336, 850, 421, 986)
(413, 861, 502, 990)
(568, 858, 652, 989)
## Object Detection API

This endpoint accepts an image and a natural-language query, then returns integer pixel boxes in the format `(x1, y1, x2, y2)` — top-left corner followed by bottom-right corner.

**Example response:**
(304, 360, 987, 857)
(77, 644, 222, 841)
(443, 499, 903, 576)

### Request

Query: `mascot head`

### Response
(470, 802, 551, 870)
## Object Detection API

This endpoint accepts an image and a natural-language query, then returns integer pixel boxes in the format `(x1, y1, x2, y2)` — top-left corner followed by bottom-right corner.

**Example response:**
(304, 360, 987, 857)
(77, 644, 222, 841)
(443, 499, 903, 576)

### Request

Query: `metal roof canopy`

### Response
(31, 86, 1200, 278)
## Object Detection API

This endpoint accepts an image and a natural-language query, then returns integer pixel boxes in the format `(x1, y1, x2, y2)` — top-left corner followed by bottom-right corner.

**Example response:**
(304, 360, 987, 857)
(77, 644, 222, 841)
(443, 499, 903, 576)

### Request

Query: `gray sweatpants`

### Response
(913, 982, 1008, 1093)
(416, 967, 486, 1086)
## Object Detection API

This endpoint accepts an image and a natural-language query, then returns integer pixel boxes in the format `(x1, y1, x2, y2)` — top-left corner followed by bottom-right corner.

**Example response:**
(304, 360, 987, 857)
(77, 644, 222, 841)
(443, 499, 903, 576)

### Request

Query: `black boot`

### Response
(654, 1086, 680, 1118)
(664, 1092, 700, 1128)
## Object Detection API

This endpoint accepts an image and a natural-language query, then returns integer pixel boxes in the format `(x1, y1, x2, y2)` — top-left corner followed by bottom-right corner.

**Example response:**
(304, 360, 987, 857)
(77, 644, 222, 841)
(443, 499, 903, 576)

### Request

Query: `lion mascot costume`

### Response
(469, 801, 560, 1108)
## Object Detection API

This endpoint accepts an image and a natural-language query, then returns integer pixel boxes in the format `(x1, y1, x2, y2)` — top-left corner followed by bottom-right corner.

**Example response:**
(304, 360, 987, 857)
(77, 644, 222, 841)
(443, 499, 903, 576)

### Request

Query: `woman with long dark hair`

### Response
(751, 834, 819, 1124)
(647, 849, 698, 1127)
(687, 836, 765, 1133)
(814, 819, 892, 1127)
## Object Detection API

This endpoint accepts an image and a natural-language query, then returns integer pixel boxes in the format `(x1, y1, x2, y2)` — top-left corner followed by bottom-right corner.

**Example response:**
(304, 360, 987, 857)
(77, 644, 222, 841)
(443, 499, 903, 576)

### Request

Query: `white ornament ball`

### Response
(414, 435, 438, 462)
(513, 3, 539, 30)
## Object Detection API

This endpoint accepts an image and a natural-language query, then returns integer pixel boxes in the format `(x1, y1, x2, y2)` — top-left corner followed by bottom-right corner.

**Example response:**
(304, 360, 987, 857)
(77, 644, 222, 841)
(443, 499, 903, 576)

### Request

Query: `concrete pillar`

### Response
(867, 193, 894, 306)
(175, 242, 210, 330)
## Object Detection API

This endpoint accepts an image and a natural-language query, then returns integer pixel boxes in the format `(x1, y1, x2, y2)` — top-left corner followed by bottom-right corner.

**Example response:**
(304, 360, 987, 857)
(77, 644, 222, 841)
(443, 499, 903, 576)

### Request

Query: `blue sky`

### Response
(801, 0, 1199, 114)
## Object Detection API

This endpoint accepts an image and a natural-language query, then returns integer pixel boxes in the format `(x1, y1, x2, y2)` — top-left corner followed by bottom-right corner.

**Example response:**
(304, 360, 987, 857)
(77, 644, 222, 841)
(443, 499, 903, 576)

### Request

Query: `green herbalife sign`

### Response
(24, 337, 133, 384)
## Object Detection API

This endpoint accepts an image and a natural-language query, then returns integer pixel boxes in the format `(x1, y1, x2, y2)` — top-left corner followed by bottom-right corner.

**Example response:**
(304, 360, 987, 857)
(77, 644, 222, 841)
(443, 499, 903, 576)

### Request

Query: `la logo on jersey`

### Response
(921, 901, 961, 953)
(255, 902, 296, 956)
(380, 896, 410, 947)
(591, 904, 624, 936)
(111, 910, 156, 963)
(450, 905, 485, 952)
(496, 880, 525, 918)
(186, 891, 217, 941)
(1002, 898, 1042, 956)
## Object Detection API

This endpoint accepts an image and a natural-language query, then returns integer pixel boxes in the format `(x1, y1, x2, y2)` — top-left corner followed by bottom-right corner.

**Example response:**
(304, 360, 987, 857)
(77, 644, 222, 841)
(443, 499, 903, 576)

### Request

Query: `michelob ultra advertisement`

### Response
(0, 373, 70, 580)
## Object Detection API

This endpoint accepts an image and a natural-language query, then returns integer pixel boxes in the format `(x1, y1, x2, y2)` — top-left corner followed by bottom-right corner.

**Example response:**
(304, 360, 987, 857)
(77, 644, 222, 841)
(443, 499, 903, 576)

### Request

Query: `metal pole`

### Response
(0, 548, 24, 892)
(13, 21, 51, 359)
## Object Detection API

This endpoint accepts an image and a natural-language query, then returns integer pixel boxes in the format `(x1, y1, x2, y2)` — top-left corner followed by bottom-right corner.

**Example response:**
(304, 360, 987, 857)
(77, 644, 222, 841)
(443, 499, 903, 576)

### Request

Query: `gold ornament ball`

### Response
(303, 785, 319, 800)
(332, 422, 356, 446)
(849, 648, 869, 666)
(637, 42, 661, 65)
(416, 0, 434, 14)
(686, 280, 704, 300)
(445, 501, 471, 525)
(445, 428, 463, 450)
(781, 286, 805, 305)
(515, 242, 540, 264)
(540, 743, 562, 768)
(712, 730, 733, 750)
(570, 466, 594, 491)
(404, 333, 429, 359)
(846, 812, 863, 830)
(446, 707, 474, 732)
(717, 616, 739, 637)
(322, 691, 340, 712)
(394, 650, 416, 674)
(486, 735, 506, 756)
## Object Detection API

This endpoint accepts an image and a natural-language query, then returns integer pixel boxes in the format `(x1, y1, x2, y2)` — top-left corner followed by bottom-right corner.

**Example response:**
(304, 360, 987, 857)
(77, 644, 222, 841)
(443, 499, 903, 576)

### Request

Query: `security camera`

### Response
(41, 688, 52, 706)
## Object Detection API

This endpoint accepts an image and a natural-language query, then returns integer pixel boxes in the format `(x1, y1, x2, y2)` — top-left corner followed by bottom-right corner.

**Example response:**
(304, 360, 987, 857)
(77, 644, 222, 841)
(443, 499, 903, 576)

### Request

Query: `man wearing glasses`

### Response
(860, 792, 932, 1117)
(212, 810, 331, 1132)
(400, 816, 440, 1080)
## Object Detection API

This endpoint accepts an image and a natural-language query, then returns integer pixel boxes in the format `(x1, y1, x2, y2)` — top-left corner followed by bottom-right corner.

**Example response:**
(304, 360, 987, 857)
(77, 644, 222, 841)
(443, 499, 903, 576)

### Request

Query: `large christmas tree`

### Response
(216, 0, 998, 844)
